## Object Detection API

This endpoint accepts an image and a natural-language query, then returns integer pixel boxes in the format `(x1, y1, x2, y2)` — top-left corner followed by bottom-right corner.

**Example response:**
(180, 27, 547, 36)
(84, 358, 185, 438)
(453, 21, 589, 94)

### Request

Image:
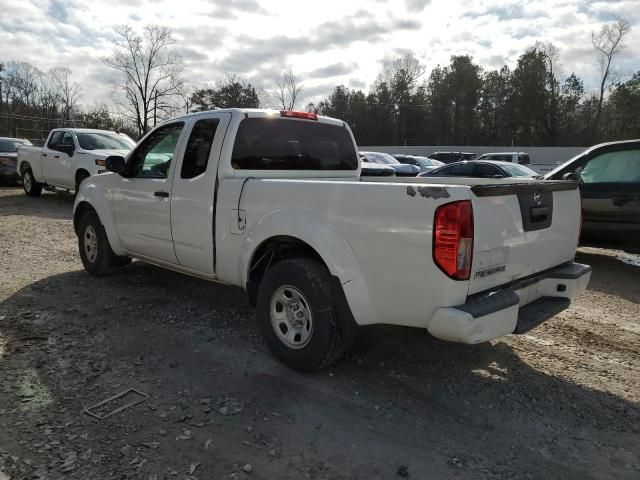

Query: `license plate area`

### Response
(518, 190, 553, 231)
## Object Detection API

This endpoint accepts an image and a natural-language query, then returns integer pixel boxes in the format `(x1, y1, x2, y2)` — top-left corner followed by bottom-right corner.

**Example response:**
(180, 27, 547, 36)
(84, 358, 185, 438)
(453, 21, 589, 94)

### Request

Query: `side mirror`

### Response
(105, 156, 126, 175)
(562, 171, 579, 181)
(58, 144, 75, 156)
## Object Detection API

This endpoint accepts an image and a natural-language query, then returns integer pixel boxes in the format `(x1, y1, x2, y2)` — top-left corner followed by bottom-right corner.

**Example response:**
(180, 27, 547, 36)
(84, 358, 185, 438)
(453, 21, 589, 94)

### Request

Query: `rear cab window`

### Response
(232, 118, 357, 171)
(518, 154, 530, 165)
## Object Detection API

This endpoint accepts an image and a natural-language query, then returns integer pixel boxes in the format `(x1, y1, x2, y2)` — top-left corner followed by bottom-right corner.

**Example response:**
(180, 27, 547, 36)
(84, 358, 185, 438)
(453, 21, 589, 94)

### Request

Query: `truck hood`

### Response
(88, 149, 131, 159)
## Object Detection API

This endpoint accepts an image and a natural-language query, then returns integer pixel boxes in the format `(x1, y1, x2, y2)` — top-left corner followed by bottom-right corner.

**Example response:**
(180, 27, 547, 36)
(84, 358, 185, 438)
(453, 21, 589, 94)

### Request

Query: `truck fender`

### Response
(74, 182, 126, 256)
(18, 160, 35, 181)
(240, 208, 379, 325)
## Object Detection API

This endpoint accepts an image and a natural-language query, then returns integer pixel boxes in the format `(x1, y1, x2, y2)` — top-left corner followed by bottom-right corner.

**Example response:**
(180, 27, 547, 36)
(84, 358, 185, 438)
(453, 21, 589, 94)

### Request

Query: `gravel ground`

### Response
(0, 186, 639, 480)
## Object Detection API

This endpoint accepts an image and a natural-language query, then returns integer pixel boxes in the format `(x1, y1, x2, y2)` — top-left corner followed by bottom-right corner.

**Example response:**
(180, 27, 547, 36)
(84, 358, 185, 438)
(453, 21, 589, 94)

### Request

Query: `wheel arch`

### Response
(75, 168, 90, 182)
(73, 190, 126, 256)
(239, 213, 378, 325)
(19, 160, 31, 176)
(73, 201, 95, 235)
(246, 235, 326, 305)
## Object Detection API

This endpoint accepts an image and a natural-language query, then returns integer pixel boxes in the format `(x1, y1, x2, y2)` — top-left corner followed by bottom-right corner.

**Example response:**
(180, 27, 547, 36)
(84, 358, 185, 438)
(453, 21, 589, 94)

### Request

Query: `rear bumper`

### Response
(427, 262, 591, 344)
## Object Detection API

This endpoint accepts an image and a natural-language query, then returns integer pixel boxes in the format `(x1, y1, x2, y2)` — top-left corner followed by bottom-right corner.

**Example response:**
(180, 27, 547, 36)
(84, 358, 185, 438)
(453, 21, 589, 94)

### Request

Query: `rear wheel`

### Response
(22, 168, 42, 197)
(256, 258, 358, 371)
(78, 210, 129, 275)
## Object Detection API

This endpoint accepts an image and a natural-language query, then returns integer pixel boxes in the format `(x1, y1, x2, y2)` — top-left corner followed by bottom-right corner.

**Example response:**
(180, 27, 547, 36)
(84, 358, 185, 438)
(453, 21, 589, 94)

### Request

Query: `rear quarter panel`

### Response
(17, 146, 44, 181)
(216, 178, 472, 327)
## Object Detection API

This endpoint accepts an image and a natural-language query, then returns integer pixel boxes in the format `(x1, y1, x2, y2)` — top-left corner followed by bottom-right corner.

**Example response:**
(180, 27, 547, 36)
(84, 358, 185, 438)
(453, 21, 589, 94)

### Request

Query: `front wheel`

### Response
(22, 169, 42, 197)
(256, 258, 358, 371)
(78, 210, 130, 275)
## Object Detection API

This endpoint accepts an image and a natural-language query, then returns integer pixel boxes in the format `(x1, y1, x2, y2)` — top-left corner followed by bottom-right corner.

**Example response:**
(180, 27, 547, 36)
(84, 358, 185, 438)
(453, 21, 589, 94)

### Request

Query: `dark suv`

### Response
(427, 151, 476, 164)
(545, 139, 640, 253)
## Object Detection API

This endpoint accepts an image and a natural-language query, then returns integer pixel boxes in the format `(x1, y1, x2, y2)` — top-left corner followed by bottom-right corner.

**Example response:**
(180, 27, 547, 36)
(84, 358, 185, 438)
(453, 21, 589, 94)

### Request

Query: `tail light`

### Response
(433, 200, 474, 280)
(280, 110, 318, 120)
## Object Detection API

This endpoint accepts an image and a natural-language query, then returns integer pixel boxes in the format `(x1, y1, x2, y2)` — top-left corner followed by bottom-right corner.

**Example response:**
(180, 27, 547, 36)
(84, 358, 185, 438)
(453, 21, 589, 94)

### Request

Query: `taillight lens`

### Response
(433, 200, 474, 280)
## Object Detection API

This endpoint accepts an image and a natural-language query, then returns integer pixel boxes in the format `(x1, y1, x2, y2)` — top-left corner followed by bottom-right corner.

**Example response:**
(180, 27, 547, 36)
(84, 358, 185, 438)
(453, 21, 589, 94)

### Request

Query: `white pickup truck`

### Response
(475, 152, 558, 175)
(17, 128, 135, 196)
(73, 109, 591, 371)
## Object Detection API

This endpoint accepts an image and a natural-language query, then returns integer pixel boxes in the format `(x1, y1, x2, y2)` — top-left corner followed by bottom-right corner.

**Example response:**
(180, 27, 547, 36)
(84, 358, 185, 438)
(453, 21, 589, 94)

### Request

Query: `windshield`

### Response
(76, 133, 135, 151)
(500, 163, 537, 177)
(414, 156, 443, 167)
(0, 139, 30, 152)
(362, 152, 399, 165)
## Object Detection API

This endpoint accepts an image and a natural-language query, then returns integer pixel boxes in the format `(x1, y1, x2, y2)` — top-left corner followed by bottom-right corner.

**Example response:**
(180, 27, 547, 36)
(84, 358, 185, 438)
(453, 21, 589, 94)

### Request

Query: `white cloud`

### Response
(0, 0, 638, 108)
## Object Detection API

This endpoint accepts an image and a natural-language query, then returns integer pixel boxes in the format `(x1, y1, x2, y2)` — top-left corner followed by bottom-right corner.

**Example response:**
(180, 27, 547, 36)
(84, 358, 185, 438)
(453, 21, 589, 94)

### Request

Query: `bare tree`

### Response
(274, 69, 302, 110)
(374, 53, 426, 101)
(102, 25, 184, 136)
(536, 42, 561, 144)
(49, 67, 81, 121)
(177, 83, 195, 114)
(5, 61, 41, 108)
(591, 17, 631, 139)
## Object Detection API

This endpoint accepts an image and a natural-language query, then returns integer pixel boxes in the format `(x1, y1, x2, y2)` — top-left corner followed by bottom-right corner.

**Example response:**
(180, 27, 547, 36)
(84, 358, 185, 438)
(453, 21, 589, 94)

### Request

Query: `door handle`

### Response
(54, 155, 60, 159)
(153, 191, 170, 198)
(42, 153, 47, 157)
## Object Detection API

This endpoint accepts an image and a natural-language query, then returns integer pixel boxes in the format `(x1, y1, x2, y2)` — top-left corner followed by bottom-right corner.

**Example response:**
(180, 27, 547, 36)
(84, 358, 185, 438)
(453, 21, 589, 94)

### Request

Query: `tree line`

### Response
(1, 18, 637, 147)
(309, 19, 636, 146)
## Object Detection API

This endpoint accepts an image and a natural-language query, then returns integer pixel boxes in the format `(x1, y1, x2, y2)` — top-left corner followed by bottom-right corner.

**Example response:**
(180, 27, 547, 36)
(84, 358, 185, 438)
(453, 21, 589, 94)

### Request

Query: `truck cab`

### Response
(17, 128, 135, 195)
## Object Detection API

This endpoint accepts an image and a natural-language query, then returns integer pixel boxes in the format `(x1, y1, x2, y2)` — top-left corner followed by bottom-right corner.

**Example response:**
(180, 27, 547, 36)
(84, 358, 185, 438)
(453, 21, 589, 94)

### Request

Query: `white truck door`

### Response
(53, 131, 77, 188)
(170, 112, 231, 274)
(113, 121, 187, 264)
(42, 131, 64, 185)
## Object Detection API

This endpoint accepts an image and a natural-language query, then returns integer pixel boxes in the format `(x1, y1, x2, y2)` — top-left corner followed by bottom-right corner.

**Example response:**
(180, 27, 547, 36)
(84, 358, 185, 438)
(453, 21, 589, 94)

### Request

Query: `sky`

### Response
(1, 0, 639, 110)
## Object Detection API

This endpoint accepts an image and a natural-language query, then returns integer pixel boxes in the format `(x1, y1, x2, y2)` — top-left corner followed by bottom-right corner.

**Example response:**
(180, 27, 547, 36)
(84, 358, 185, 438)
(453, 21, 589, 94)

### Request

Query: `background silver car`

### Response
(0, 137, 32, 183)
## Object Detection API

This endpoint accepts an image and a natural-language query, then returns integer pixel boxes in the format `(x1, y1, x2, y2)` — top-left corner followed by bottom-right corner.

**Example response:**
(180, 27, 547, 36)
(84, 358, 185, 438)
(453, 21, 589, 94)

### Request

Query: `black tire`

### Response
(75, 170, 90, 194)
(22, 168, 43, 197)
(256, 258, 358, 371)
(78, 210, 129, 276)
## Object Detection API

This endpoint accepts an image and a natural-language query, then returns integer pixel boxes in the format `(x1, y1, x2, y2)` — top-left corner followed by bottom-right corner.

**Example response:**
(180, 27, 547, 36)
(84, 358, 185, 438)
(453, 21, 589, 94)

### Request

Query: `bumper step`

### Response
(514, 296, 570, 334)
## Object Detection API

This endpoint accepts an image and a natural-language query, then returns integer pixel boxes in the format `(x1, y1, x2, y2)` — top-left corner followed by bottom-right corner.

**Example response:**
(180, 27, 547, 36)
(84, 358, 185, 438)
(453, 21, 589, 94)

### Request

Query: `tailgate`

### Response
(468, 181, 581, 295)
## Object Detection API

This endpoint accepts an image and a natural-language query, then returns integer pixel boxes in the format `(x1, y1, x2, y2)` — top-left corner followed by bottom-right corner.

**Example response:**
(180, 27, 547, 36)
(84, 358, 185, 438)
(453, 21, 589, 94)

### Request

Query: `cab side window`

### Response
(576, 149, 640, 183)
(60, 132, 74, 147)
(127, 123, 184, 179)
(59, 132, 75, 154)
(47, 131, 63, 150)
(181, 118, 219, 179)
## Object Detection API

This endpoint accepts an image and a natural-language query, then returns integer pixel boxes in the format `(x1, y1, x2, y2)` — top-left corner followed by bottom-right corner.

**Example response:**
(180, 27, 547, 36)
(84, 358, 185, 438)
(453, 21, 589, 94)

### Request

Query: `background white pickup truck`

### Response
(17, 128, 135, 196)
(475, 151, 558, 174)
(73, 109, 591, 371)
